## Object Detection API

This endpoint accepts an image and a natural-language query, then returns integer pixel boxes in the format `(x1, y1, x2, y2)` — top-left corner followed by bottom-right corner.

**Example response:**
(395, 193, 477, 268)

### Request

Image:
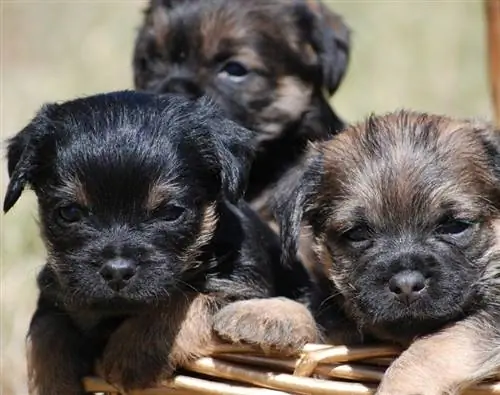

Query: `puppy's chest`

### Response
(70, 312, 128, 350)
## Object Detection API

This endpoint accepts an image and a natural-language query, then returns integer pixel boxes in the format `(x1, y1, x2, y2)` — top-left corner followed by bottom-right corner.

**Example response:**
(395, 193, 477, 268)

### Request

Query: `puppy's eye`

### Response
(58, 204, 86, 223)
(155, 204, 186, 222)
(342, 225, 371, 243)
(435, 218, 473, 235)
(218, 61, 248, 81)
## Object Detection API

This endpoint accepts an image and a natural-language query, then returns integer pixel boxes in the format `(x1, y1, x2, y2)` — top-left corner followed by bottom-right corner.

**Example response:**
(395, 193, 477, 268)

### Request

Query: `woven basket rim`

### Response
(83, 343, 500, 395)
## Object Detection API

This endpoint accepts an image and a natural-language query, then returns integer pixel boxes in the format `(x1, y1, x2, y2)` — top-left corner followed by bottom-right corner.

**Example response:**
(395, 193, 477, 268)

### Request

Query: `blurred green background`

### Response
(0, 1, 492, 393)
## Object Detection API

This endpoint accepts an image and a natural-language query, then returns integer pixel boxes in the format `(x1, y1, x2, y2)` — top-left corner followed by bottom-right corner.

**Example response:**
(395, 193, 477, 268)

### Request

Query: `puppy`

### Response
(275, 111, 500, 394)
(3, 91, 317, 394)
(133, 0, 350, 217)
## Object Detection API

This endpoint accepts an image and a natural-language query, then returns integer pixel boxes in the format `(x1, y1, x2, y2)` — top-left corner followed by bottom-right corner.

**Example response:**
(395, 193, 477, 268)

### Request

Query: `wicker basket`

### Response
(83, 343, 500, 395)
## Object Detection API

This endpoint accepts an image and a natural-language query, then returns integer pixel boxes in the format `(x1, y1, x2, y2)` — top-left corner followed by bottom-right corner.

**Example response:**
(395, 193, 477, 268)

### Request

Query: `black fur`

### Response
(4, 91, 310, 393)
(133, 0, 349, 207)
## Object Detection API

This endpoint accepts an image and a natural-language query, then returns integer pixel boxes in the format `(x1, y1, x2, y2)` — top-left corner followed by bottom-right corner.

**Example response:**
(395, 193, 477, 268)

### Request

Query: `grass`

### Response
(0, 1, 491, 393)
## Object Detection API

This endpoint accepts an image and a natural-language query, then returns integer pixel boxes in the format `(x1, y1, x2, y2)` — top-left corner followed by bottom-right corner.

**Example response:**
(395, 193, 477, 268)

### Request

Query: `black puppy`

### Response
(4, 91, 317, 394)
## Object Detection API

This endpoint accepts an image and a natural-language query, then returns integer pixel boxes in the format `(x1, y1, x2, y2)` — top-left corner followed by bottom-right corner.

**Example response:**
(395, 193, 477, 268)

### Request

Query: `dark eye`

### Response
(342, 225, 371, 243)
(156, 204, 186, 222)
(58, 204, 85, 223)
(219, 61, 248, 80)
(435, 218, 473, 235)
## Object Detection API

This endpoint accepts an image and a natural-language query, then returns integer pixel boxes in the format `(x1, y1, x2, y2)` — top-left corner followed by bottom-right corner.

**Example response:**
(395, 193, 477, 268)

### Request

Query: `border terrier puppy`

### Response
(275, 111, 500, 394)
(133, 0, 350, 216)
(3, 91, 317, 394)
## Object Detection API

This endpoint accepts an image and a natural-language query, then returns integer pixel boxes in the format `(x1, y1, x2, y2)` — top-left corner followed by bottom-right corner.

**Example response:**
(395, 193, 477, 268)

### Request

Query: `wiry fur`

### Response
(3, 91, 312, 394)
(275, 110, 500, 393)
(133, 0, 350, 214)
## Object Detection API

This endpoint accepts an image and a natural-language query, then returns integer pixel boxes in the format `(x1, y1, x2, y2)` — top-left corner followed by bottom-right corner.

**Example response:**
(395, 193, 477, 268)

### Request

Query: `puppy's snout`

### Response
(388, 270, 426, 304)
(159, 78, 203, 98)
(99, 258, 137, 291)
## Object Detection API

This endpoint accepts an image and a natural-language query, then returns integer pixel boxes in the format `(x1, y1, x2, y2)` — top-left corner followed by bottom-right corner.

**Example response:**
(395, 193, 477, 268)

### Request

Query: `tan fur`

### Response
(59, 177, 89, 207)
(257, 77, 313, 139)
(180, 203, 218, 265)
(297, 226, 318, 274)
(233, 47, 266, 71)
(98, 293, 224, 390)
(213, 297, 320, 354)
(169, 294, 223, 365)
(145, 181, 181, 211)
(377, 313, 500, 395)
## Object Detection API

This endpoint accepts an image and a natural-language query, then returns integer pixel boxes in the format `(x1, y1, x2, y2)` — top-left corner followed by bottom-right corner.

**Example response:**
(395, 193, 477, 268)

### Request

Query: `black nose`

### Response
(99, 259, 137, 291)
(159, 78, 202, 98)
(389, 270, 426, 304)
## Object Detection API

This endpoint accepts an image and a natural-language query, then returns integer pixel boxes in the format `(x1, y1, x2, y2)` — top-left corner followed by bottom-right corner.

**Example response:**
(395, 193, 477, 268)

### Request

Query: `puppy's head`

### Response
(276, 111, 500, 342)
(133, 0, 350, 142)
(4, 91, 254, 312)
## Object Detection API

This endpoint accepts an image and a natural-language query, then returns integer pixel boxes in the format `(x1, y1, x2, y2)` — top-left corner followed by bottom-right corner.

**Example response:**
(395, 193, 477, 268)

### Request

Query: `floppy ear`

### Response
(273, 150, 323, 265)
(213, 123, 255, 204)
(295, 1, 351, 95)
(3, 105, 53, 213)
(194, 96, 256, 204)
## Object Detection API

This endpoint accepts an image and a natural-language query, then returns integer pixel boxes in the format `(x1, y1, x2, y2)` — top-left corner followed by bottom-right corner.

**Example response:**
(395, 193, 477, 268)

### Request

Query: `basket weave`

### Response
(84, 343, 500, 395)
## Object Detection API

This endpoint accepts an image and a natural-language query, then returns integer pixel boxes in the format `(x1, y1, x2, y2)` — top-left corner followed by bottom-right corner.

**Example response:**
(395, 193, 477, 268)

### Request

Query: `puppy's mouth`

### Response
(62, 273, 176, 312)
(80, 287, 174, 314)
(353, 285, 475, 342)
(86, 294, 167, 313)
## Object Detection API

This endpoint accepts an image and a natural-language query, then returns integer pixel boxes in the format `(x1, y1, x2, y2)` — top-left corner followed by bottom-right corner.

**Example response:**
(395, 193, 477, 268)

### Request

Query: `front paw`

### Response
(97, 348, 174, 391)
(376, 366, 443, 395)
(97, 318, 175, 391)
(213, 298, 319, 355)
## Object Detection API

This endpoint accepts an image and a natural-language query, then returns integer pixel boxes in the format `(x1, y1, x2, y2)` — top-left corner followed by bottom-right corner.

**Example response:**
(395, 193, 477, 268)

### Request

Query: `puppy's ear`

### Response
(295, 1, 351, 95)
(472, 121, 500, 179)
(195, 97, 256, 204)
(273, 148, 323, 265)
(214, 125, 255, 204)
(3, 104, 53, 213)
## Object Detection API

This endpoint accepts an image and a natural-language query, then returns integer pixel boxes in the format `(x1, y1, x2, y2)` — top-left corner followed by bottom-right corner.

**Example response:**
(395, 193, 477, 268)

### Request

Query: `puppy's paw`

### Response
(375, 358, 443, 395)
(97, 316, 175, 390)
(213, 297, 320, 355)
(97, 344, 173, 390)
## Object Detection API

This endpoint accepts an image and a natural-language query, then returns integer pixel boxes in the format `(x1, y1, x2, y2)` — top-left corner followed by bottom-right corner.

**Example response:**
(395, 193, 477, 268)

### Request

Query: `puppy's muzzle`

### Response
(157, 77, 203, 99)
(99, 258, 137, 292)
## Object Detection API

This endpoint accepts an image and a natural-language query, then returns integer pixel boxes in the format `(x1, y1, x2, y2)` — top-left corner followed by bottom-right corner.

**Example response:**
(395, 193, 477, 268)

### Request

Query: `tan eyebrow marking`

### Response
(145, 181, 182, 211)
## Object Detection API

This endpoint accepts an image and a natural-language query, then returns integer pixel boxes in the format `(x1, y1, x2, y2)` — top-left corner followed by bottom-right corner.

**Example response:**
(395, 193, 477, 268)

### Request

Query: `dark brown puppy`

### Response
(133, 0, 350, 218)
(274, 111, 500, 394)
(3, 91, 317, 394)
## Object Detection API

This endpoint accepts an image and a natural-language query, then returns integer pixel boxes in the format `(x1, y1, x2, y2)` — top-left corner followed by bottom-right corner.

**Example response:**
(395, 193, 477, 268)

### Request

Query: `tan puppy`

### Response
(273, 111, 500, 394)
